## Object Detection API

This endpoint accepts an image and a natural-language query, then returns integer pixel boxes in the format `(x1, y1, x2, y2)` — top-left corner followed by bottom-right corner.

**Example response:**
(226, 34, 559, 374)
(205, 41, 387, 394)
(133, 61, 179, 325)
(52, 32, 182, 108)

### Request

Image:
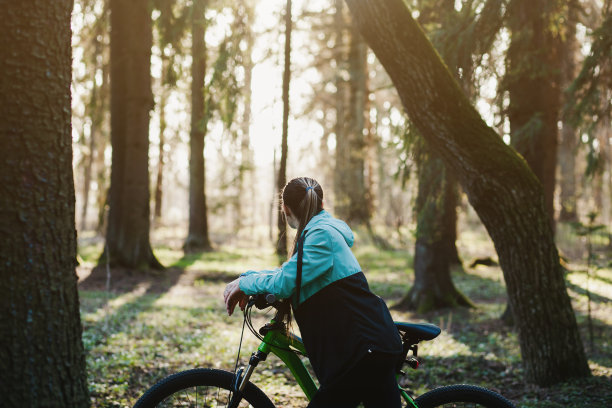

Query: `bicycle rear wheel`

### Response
(133, 368, 276, 408)
(413, 384, 516, 408)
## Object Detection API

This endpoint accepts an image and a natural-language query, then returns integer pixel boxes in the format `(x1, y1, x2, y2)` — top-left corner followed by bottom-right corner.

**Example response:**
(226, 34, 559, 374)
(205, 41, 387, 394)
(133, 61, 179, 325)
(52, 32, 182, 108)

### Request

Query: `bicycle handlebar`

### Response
(249, 293, 282, 310)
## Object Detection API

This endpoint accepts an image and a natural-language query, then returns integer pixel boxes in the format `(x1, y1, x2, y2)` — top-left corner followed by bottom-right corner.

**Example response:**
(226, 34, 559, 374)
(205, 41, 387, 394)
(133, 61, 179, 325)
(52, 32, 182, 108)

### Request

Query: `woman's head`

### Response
(281, 177, 323, 253)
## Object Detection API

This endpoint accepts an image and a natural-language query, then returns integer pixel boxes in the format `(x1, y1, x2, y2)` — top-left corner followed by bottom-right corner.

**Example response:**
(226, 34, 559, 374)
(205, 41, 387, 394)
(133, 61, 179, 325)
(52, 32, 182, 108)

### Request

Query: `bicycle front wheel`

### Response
(133, 368, 276, 408)
(414, 384, 516, 408)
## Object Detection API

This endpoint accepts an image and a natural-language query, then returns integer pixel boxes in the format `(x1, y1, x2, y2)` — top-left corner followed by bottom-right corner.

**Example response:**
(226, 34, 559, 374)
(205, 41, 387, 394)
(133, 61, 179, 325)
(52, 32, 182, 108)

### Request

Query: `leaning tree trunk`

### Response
(344, 0, 591, 386)
(0, 2, 90, 406)
(185, 0, 213, 252)
(276, 0, 292, 257)
(103, 0, 162, 269)
(397, 142, 472, 312)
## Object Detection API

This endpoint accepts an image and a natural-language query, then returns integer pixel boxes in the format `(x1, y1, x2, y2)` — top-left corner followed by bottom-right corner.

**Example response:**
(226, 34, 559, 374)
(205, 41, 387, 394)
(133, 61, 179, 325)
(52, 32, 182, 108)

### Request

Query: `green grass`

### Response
(78, 225, 612, 407)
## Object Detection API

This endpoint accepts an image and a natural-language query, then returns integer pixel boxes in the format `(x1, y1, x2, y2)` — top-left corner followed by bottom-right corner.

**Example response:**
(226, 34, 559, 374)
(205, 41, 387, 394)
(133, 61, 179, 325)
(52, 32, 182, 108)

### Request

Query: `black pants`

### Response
(307, 351, 402, 408)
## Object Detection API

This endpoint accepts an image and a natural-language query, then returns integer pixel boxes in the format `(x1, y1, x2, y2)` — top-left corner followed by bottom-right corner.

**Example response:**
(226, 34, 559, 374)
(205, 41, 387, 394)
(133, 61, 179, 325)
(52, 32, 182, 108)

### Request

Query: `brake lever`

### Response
(252, 294, 278, 310)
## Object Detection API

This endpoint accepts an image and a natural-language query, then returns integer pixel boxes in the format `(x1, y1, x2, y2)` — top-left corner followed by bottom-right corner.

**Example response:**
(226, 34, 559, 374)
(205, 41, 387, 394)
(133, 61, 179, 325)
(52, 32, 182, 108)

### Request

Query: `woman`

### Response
(224, 177, 402, 408)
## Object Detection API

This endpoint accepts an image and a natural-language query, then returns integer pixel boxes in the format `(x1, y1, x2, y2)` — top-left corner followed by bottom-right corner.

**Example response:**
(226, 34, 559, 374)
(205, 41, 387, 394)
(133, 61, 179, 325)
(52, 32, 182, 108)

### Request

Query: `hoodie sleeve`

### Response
(239, 228, 333, 303)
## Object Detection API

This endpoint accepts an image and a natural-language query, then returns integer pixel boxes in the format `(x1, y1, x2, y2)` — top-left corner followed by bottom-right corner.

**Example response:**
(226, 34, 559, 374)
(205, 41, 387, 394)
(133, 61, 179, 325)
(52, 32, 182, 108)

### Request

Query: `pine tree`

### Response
(0, 2, 90, 405)
(103, 0, 162, 269)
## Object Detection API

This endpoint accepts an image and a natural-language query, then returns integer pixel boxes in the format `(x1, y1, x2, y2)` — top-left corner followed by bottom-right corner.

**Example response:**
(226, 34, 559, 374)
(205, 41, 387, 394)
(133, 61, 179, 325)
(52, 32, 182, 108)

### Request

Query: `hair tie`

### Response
(305, 186, 314, 192)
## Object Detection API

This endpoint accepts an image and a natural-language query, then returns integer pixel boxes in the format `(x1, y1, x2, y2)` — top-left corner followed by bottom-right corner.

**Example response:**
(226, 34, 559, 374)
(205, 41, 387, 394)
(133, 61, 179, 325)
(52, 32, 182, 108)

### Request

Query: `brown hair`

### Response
(281, 177, 323, 255)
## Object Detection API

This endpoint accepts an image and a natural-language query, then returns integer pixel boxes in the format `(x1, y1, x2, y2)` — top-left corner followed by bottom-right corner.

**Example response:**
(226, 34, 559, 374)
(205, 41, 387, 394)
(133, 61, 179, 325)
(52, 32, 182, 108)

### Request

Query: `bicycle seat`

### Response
(395, 322, 441, 342)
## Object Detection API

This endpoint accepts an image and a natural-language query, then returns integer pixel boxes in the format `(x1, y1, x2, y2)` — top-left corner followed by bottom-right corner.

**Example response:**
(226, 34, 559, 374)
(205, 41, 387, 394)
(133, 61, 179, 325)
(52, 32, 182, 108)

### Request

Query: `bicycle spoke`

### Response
(153, 384, 260, 407)
(418, 402, 507, 407)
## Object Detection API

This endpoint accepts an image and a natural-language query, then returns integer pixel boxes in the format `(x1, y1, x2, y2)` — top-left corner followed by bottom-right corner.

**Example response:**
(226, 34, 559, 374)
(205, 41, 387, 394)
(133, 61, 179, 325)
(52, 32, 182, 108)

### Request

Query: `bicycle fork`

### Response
(229, 350, 268, 408)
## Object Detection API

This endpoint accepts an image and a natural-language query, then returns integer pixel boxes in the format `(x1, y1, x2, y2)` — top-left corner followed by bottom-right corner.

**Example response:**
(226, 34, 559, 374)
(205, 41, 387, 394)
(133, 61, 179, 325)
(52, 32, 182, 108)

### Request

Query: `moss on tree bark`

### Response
(397, 142, 470, 312)
(345, 0, 590, 385)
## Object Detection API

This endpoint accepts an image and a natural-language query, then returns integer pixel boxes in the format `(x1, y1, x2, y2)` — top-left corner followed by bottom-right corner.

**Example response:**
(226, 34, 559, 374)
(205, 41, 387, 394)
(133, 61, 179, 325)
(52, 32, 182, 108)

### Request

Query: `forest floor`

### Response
(77, 221, 612, 408)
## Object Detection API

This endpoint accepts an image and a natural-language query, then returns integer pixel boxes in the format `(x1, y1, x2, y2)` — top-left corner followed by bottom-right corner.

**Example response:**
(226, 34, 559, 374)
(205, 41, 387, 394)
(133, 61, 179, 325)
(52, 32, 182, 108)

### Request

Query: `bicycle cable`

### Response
(244, 303, 306, 356)
(233, 311, 247, 375)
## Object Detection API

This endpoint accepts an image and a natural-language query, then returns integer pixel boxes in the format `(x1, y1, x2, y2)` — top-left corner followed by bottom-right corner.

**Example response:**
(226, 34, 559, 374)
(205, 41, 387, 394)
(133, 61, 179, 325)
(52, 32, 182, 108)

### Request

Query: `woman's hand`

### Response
(224, 277, 248, 316)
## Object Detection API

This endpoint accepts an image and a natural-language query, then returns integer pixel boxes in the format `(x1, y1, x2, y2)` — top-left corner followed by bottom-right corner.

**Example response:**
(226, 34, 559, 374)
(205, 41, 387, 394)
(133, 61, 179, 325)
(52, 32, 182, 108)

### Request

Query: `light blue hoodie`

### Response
(239, 210, 362, 305)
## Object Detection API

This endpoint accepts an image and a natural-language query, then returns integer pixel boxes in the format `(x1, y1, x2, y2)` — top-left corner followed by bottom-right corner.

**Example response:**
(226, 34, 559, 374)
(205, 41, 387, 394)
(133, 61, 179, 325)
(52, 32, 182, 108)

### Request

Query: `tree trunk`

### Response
(81, 12, 108, 232)
(398, 144, 471, 311)
(103, 0, 161, 269)
(335, 13, 370, 225)
(154, 51, 168, 223)
(95, 55, 110, 235)
(81, 119, 94, 231)
(153, 97, 165, 222)
(558, 126, 579, 221)
(364, 67, 376, 219)
(558, 2, 579, 222)
(237, 3, 255, 235)
(344, 0, 590, 386)
(345, 20, 370, 224)
(0, 2, 90, 406)
(88, 2, 110, 236)
(185, 0, 213, 252)
(270, 149, 278, 242)
(333, 0, 349, 217)
(276, 0, 292, 257)
(506, 0, 562, 230)
(603, 117, 612, 246)
(439, 170, 462, 266)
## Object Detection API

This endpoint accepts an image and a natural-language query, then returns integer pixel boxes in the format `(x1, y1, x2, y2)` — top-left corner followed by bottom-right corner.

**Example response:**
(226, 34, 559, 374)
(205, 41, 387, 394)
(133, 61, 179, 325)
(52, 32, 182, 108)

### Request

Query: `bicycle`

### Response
(133, 294, 517, 408)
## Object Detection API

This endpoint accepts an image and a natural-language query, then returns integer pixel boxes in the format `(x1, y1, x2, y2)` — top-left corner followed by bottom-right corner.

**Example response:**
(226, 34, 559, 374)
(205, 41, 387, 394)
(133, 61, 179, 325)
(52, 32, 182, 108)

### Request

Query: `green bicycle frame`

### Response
(253, 319, 418, 408)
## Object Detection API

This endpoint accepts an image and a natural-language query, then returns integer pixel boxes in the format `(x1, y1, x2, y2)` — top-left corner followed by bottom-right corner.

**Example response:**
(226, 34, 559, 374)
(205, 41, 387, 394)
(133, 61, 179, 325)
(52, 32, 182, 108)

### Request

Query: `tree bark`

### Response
(0, 1, 90, 406)
(154, 51, 168, 222)
(237, 2, 255, 235)
(506, 0, 562, 230)
(398, 144, 471, 312)
(276, 0, 292, 257)
(81, 9, 108, 232)
(103, 0, 161, 269)
(558, 0, 580, 223)
(345, 20, 370, 224)
(185, 0, 213, 252)
(95, 55, 110, 235)
(333, 0, 349, 217)
(335, 13, 371, 225)
(81, 119, 94, 231)
(344, 0, 590, 385)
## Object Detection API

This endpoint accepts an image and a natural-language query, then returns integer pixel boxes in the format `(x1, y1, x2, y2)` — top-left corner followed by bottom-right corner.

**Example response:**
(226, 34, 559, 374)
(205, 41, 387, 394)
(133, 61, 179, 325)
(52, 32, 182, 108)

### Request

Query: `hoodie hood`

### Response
(304, 210, 355, 247)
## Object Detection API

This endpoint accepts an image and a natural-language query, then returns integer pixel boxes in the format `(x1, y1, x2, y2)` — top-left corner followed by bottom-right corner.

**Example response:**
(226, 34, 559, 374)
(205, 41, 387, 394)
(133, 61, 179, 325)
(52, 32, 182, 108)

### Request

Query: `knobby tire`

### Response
(414, 384, 516, 408)
(133, 368, 276, 408)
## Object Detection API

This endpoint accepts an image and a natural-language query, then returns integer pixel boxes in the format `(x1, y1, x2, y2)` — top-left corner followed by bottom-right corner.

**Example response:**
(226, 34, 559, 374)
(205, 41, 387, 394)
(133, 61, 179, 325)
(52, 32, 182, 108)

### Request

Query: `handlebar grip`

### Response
(253, 293, 278, 309)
